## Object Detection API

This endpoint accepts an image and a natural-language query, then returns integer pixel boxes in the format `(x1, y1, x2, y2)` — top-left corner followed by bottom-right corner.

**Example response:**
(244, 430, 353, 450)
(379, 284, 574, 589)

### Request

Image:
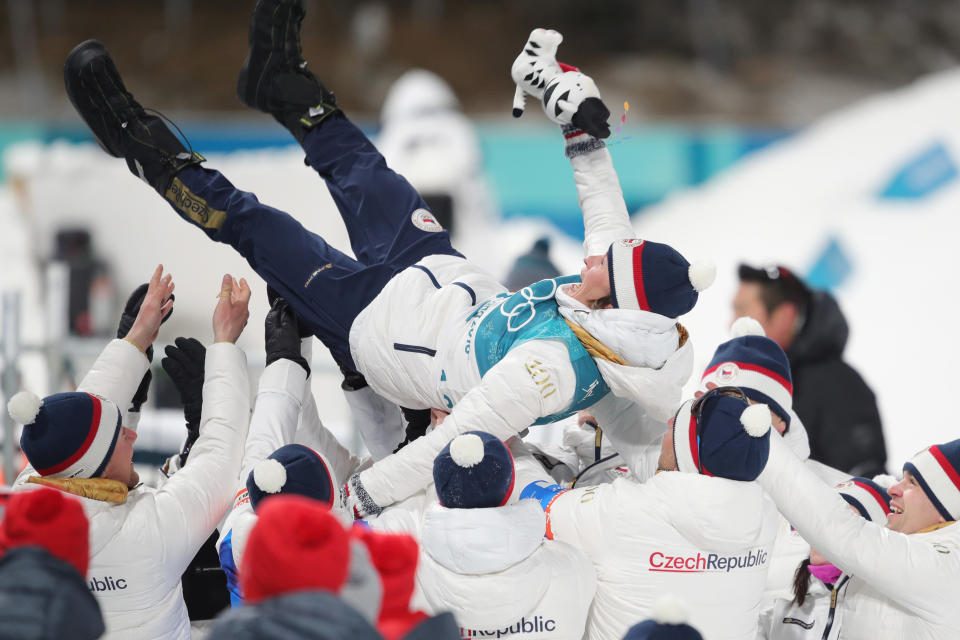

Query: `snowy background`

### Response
(2, 65, 960, 475)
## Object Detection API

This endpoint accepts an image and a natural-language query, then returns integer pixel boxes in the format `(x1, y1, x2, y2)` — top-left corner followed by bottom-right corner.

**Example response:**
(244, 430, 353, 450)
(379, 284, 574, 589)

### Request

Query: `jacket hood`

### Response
(83, 489, 133, 557)
(14, 480, 127, 558)
(418, 501, 549, 627)
(594, 340, 694, 423)
(559, 303, 679, 369)
(207, 590, 383, 640)
(650, 472, 774, 552)
(0, 546, 105, 640)
(788, 290, 848, 366)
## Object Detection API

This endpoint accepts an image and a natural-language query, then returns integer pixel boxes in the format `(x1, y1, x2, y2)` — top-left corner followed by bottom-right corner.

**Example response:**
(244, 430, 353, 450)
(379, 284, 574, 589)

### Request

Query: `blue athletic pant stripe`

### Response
(411, 264, 441, 289)
(452, 281, 477, 305)
(393, 343, 437, 357)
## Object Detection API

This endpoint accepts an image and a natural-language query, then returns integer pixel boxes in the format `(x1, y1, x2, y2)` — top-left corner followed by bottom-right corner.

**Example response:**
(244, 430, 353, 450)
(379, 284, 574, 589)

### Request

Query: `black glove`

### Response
(161, 337, 206, 465)
(129, 369, 152, 414)
(265, 296, 310, 375)
(119, 283, 174, 413)
(117, 282, 175, 362)
(571, 97, 611, 140)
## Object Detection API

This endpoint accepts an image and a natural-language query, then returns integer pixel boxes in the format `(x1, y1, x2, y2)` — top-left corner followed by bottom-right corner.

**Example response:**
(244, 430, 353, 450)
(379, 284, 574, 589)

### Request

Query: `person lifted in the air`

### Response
(63, 5, 711, 517)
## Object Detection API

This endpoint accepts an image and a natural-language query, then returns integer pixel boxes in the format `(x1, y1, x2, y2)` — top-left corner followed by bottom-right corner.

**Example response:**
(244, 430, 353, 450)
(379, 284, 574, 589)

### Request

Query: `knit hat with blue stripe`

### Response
(903, 440, 960, 521)
(701, 318, 794, 428)
(9, 391, 121, 479)
(834, 477, 892, 523)
(622, 594, 703, 640)
(606, 239, 715, 317)
(433, 431, 515, 509)
(246, 444, 335, 511)
(672, 391, 772, 482)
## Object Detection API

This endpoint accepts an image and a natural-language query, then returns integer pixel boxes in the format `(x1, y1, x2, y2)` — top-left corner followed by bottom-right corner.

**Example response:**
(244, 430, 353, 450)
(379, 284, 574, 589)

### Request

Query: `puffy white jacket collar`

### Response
(557, 286, 679, 369)
(421, 500, 545, 574)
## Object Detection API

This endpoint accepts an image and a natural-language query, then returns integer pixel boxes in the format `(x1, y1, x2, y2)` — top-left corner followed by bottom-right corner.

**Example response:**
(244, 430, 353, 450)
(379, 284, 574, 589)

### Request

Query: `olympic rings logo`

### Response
(499, 280, 558, 332)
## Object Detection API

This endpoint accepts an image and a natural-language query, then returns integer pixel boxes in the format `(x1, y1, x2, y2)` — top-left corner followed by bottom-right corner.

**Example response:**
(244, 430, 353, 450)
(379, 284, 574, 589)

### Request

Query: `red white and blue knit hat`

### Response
(606, 238, 715, 317)
(701, 317, 794, 428)
(903, 440, 960, 521)
(672, 390, 772, 481)
(9, 391, 121, 479)
(433, 431, 515, 509)
(834, 477, 892, 523)
(246, 444, 335, 511)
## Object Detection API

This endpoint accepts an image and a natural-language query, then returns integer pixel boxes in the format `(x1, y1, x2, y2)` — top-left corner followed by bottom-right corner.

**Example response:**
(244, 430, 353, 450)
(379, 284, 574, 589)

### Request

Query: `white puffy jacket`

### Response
(543, 472, 779, 640)
(15, 338, 251, 640)
(759, 575, 854, 640)
(218, 350, 365, 597)
(374, 495, 595, 639)
(350, 145, 694, 510)
(758, 434, 960, 639)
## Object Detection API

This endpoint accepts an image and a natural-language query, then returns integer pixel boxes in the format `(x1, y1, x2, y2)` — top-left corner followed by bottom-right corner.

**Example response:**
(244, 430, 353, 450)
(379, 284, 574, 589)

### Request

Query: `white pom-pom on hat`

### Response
(688, 261, 716, 292)
(8, 391, 42, 425)
(651, 593, 689, 625)
(253, 458, 287, 494)
(872, 474, 897, 489)
(741, 403, 772, 437)
(730, 316, 765, 338)
(449, 433, 485, 468)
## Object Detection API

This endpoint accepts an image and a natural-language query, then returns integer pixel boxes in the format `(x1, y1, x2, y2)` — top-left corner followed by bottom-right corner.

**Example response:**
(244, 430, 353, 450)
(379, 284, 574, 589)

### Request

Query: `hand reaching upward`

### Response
(212, 274, 250, 344)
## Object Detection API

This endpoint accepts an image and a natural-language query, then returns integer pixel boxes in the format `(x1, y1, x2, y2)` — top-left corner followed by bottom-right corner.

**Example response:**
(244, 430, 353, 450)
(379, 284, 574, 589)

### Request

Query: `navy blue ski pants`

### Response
(163, 114, 461, 370)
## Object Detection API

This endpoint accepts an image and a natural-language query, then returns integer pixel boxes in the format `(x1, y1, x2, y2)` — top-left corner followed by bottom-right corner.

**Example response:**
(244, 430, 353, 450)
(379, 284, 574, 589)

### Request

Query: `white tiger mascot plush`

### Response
(510, 28, 611, 139)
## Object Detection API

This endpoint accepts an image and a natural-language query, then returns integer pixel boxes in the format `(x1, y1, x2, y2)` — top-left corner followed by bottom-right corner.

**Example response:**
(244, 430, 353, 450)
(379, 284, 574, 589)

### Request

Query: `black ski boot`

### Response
(64, 39, 204, 196)
(237, 0, 339, 142)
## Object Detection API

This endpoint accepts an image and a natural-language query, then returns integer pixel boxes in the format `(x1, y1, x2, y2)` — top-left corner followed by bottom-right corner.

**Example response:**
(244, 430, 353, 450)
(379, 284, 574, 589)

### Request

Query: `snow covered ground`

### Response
(3, 66, 960, 470)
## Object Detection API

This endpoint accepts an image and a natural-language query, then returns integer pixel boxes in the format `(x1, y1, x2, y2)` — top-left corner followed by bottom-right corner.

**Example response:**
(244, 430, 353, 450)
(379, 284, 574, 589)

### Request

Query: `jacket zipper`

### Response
(820, 575, 850, 640)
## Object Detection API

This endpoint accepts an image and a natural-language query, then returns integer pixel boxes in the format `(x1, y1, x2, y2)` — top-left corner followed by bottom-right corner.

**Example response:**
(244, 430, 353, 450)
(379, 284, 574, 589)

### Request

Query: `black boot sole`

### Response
(237, 0, 305, 111)
(64, 39, 127, 158)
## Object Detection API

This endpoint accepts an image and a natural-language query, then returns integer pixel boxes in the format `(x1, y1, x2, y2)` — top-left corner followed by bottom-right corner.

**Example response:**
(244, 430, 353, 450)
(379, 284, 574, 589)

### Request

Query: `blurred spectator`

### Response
(53, 227, 116, 338)
(504, 237, 561, 291)
(734, 264, 886, 476)
(353, 526, 460, 639)
(208, 495, 383, 640)
(376, 68, 496, 236)
(0, 488, 105, 640)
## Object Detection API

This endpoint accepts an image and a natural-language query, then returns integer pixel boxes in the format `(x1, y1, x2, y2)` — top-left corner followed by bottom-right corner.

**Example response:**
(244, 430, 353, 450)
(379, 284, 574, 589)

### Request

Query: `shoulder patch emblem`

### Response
(411, 208, 443, 232)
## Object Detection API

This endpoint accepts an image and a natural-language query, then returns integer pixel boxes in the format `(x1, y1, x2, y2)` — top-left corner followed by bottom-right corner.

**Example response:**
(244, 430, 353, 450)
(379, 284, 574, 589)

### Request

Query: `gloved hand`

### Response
(265, 296, 310, 375)
(341, 473, 383, 520)
(119, 282, 174, 413)
(161, 337, 206, 465)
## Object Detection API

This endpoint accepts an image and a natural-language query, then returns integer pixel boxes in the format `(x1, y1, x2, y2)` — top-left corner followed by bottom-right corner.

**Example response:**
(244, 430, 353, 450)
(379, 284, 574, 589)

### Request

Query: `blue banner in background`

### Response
(878, 141, 958, 200)
(1, 120, 789, 240)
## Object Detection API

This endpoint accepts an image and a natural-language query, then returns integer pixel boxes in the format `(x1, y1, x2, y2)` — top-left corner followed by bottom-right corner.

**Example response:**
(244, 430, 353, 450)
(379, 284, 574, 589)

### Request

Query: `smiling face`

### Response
(569, 254, 612, 308)
(101, 427, 139, 489)
(886, 471, 945, 534)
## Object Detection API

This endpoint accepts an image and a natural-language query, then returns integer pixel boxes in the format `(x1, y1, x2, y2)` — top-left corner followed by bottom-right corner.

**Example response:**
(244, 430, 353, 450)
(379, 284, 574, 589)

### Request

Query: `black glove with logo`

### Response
(118, 283, 174, 413)
(161, 336, 206, 466)
(265, 296, 310, 375)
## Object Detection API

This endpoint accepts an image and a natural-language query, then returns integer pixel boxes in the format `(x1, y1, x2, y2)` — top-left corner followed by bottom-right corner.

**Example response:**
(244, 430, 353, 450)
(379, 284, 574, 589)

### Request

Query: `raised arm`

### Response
(759, 434, 960, 626)
(156, 275, 253, 572)
(344, 340, 576, 517)
(564, 127, 635, 256)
